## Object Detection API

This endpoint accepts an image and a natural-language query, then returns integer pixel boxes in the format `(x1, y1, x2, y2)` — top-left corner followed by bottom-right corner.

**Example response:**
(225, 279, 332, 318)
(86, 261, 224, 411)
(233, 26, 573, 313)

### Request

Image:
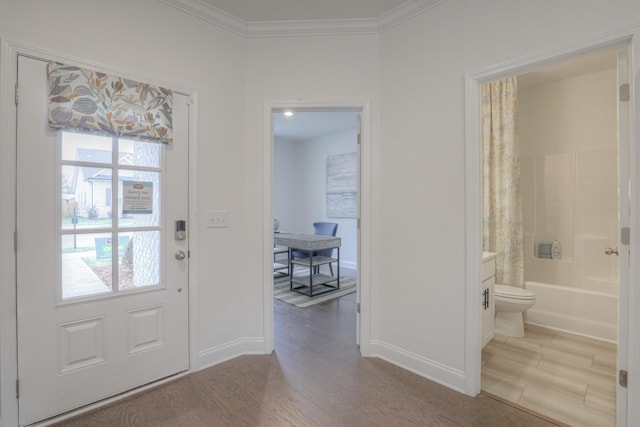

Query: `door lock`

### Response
(175, 220, 186, 241)
(175, 250, 186, 260)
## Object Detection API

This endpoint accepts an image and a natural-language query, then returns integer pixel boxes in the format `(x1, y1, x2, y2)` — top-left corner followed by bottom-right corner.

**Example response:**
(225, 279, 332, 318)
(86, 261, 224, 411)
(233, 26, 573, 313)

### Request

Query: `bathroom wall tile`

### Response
(574, 148, 617, 237)
(520, 384, 615, 427)
(536, 152, 575, 260)
(523, 233, 536, 263)
(521, 155, 536, 234)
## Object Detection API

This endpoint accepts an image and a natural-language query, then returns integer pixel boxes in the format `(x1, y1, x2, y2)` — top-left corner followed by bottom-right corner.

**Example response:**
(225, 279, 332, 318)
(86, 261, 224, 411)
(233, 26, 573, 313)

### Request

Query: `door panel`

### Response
(356, 112, 361, 345)
(16, 55, 189, 425)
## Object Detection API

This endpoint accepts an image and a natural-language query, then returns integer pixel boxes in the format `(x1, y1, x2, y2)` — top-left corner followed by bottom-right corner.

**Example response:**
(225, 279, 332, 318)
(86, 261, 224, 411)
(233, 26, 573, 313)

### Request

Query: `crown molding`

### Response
(159, 0, 447, 38)
(246, 18, 379, 38)
(158, 0, 247, 36)
(378, 0, 447, 33)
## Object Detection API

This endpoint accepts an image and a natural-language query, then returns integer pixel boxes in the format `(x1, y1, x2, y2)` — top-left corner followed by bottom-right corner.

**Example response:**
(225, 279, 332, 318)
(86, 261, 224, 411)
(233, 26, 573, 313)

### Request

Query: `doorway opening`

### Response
(476, 47, 628, 426)
(271, 108, 362, 350)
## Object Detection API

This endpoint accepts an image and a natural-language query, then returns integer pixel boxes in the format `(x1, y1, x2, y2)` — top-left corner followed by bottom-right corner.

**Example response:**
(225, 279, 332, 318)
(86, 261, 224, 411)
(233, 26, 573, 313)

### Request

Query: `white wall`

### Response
(274, 128, 359, 269)
(0, 1, 247, 423)
(378, 0, 640, 393)
(273, 139, 297, 233)
(243, 32, 381, 348)
(520, 67, 619, 293)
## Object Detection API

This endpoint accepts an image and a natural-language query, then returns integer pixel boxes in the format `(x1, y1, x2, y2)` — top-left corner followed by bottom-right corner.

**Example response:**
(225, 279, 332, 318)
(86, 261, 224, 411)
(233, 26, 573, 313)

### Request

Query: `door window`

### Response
(60, 131, 163, 301)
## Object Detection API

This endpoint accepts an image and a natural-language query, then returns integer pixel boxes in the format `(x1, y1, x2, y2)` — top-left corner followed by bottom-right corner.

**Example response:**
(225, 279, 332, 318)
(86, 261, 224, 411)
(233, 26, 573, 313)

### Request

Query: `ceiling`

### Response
(160, 0, 442, 36)
(200, 0, 410, 22)
(273, 111, 359, 142)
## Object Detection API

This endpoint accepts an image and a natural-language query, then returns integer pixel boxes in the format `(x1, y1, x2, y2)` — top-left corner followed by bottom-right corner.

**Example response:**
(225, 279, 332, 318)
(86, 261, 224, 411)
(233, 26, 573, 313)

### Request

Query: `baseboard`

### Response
(197, 337, 266, 371)
(526, 310, 617, 343)
(368, 340, 466, 393)
(340, 260, 357, 271)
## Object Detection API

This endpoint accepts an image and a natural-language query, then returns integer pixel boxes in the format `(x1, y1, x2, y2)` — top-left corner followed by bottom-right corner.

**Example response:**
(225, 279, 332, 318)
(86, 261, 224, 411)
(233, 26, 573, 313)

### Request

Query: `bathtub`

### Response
(524, 281, 618, 343)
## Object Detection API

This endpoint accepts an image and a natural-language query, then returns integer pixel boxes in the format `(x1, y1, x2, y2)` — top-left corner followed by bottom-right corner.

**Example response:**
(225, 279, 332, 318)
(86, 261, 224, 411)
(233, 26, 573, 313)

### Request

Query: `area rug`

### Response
(274, 274, 357, 308)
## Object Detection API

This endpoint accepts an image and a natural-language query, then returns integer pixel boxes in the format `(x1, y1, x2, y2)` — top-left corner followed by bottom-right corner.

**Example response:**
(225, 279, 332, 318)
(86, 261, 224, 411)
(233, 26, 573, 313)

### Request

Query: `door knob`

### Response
(175, 250, 186, 260)
(604, 247, 619, 256)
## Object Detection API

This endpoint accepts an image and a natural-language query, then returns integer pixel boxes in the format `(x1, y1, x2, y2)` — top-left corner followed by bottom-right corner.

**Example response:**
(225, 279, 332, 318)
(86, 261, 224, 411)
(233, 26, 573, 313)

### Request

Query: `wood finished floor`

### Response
(482, 324, 617, 427)
(54, 293, 557, 426)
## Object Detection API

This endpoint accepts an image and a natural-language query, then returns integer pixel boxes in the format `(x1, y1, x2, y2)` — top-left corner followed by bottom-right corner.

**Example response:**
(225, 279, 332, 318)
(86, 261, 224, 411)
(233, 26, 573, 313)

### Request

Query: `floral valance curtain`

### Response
(47, 62, 173, 143)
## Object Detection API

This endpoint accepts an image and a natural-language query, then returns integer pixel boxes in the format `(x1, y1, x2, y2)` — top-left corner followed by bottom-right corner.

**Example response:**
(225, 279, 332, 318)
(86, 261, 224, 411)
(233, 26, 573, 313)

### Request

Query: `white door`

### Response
(16, 55, 190, 426)
(356, 112, 362, 345)
(615, 47, 631, 427)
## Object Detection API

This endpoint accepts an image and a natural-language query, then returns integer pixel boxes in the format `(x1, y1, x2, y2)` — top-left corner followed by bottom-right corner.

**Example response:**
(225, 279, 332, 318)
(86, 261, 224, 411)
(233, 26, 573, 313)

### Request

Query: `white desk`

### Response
(274, 233, 341, 297)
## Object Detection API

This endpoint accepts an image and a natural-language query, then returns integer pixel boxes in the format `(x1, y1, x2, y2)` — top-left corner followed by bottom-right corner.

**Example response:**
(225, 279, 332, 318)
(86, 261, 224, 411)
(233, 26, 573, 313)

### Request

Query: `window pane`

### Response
(61, 132, 112, 162)
(119, 139, 161, 168)
(119, 231, 160, 291)
(61, 233, 114, 300)
(118, 171, 161, 227)
(61, 165, 112, 230)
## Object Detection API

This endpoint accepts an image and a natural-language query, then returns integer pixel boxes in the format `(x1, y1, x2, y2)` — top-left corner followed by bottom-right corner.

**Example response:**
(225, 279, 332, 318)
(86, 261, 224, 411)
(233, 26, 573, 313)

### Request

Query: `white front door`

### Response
(16, 56, 190, 426)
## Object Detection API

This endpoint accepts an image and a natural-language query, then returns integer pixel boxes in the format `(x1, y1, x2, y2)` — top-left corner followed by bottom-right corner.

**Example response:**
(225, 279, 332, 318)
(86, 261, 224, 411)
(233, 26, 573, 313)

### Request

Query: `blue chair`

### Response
(292, 222, 338, 275)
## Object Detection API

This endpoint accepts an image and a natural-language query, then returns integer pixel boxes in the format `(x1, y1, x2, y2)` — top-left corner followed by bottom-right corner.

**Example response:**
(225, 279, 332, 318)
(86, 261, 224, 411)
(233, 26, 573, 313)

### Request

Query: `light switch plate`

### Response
(207, 211, 229, 228)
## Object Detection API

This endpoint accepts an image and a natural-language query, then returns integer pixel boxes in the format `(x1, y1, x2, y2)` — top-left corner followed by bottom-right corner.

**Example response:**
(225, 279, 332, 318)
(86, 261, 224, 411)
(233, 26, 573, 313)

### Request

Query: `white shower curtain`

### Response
(482, 77, 524, 288)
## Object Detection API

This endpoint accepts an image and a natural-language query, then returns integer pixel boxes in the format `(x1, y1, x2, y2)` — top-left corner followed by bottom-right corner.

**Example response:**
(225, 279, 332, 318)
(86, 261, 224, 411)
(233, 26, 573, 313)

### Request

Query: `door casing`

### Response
(263, 101, 373, 356)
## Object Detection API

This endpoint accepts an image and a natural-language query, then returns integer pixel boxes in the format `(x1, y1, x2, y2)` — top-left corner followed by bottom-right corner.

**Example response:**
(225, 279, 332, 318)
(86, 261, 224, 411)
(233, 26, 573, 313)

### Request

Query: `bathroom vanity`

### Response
(481, 252, 496, 347)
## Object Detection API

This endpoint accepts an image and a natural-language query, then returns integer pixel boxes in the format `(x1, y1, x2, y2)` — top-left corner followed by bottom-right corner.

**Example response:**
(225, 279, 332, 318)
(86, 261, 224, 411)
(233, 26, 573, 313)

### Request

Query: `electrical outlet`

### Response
(207, 211, 229, 228)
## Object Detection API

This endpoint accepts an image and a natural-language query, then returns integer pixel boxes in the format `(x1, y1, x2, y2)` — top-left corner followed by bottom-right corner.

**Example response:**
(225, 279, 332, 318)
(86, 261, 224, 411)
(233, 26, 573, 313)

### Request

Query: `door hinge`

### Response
(16, 378, 20, 399)
(356, 302, 361, 314)
(357, 218, 361, 229)
(620, 83, 630, 102)
(619, 370, 628, 388)
(14, 82, 19, 106)
(621, 227, 630, 246)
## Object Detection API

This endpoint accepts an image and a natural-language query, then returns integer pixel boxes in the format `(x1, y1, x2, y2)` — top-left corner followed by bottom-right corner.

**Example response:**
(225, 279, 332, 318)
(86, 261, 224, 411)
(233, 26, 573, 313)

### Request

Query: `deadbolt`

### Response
(175, 250, 186, 260)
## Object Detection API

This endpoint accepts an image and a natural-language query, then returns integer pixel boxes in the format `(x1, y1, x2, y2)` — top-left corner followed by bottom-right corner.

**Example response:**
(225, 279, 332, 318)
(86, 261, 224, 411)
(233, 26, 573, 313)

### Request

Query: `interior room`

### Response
(272, 109, 359, 309)
(480, 50, 620, 426)
(1, 1, 640, 426)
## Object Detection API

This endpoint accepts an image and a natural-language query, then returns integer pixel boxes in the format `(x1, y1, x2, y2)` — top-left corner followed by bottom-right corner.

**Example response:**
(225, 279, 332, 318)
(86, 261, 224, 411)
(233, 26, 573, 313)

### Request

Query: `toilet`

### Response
(494, 284, 536, 337)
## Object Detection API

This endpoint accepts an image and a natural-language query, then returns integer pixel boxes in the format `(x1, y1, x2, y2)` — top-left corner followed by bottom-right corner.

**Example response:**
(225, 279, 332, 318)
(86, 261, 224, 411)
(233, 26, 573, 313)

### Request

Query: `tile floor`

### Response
(482, 324, 617, 427)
